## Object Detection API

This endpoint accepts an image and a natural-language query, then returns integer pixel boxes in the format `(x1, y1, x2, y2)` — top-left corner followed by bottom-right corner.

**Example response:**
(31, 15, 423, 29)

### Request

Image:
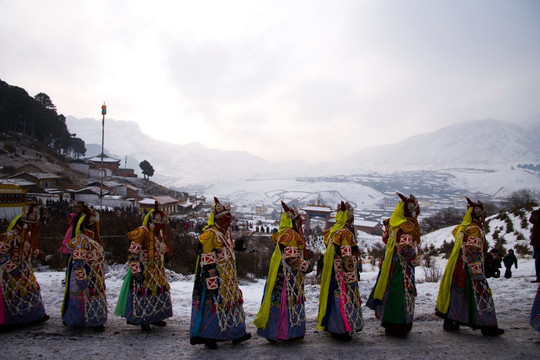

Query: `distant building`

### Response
(254, 204, 269, 216)
(8, 172, 60, 189)
(68, 159, 89, 175)
(382, 196, 400, 210)
(139, 195, 181, 215)
(122, 183, 143, 199)
(86, 153, 121, 177)
(0, 178, 36, 191)
(326, 217, 382, 235)
(70, 155, 136, 178)
(176, 199, 194, 214)
(72, 186, 110, 206)
(0, 184, 26, 220)
(302, 202, 333, 230)
(116, 168, 136, 178)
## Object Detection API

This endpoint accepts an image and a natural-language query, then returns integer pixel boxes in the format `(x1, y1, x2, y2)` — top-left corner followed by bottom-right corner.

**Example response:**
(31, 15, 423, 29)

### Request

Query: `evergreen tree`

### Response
(70, 135, 86, 158)
(139, 160, 155, 179)
(0, 79, 86, 156)
(34, 92, 57, 111)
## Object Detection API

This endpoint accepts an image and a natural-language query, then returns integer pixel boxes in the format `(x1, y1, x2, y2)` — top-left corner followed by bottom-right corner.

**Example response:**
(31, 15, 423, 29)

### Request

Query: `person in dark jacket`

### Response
(530, 208, 540, 283)
(503, 249, 518, 279)
(485, 249, 501, 278)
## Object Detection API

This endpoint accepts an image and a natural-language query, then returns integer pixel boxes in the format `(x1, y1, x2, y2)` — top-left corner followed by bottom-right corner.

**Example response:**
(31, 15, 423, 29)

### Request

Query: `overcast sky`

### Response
(1, 0, 539, 162)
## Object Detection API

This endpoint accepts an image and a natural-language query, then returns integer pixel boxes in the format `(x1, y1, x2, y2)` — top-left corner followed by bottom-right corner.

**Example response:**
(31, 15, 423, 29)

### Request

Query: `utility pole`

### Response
(100, 102, 107, 211)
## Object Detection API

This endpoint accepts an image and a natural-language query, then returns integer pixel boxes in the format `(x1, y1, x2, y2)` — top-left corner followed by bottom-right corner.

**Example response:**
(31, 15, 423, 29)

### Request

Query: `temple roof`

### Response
(86, 153, 120, 164)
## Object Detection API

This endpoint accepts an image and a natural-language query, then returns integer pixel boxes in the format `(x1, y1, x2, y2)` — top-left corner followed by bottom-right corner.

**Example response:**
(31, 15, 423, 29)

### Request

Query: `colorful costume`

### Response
(317, 201, 363, 340)
(62, 206, 107, 329)
(435, 198, 504, 336)
(367, 193, 420, 337)
(115, 203, 172, 331)
(254, 202, 310, 341)
(0, 205, 49, 329)
(190, 197, 250, 348)
(60, 213, 78, 256)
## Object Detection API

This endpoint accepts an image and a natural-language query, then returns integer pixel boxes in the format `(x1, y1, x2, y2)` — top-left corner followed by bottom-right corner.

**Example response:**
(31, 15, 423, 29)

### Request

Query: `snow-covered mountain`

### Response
(344, 118, 540, 170)
(67, 117, 540, 202)
(67, 116, 316, 186)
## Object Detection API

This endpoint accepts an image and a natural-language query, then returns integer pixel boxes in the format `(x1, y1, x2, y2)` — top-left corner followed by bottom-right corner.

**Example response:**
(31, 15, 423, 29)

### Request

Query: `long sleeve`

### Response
(462, 226, 485, 280)
(198, 229, 220, 290)
(126, 226, 148, 275)
(279, 229, 309, 272)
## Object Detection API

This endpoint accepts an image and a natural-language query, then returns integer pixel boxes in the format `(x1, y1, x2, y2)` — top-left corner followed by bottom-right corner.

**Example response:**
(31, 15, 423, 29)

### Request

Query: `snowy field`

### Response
(2, 256, 539, 360)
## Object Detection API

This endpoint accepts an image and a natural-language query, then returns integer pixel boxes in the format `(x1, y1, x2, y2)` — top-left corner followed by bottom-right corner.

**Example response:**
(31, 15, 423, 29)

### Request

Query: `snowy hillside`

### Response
(422, 209, 532, 253)
(446, 167, 540, 198)
(345, 118, 540, 169)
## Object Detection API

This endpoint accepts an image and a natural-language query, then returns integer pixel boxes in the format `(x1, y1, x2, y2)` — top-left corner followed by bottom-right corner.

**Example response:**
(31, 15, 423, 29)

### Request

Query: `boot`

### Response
(330, 332, 353, 341)
(90, 325, 105, 332)
(204, 340, 218, 350)
(443, 319, 460, 331)
(151, 320, 166, 327)
(481, 327, 504, 336)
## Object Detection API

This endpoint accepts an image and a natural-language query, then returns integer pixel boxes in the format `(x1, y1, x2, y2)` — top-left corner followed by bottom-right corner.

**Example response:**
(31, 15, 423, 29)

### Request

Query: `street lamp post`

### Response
(100, 103, 107, 211)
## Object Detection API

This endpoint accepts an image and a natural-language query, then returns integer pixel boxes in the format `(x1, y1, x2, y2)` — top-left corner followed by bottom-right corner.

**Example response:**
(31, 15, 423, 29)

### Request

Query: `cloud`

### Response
(1, 0, 539, 162)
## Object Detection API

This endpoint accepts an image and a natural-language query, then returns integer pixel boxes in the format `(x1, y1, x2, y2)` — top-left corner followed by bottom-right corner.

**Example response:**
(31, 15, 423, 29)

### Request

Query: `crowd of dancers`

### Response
(2, 193, 539, 349)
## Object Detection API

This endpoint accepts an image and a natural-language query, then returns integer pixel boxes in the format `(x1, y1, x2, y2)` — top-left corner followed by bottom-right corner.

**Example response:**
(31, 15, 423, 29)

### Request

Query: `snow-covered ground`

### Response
(2, 256, 539, 360)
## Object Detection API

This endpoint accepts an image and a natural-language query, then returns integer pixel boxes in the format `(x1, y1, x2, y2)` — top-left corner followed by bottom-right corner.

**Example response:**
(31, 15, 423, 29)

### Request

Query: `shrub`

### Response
(422, 263, 442, 283)
(235, 235, 274, 279)
(505, 188, 539, 212)
(420, 251, 442, 283)
(484, 220, 491, 234)
(514, 208, 526, 218)
(505, 217, 514, 233)
(368, 243, 386, 267)
(493, 238, 506, 254)
(420, 207, 462, 234)
(438, 239, 455, 259)
(515, 243, 533, 256)
(521, 217, 529, 229)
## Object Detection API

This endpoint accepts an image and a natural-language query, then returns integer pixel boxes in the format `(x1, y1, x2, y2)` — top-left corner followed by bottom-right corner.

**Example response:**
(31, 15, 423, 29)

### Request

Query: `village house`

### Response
(8, 171, 61, 189)
(70, 154, 136, 178)
(302, 202, 333, 231)
(326, 217, 382, 235)
(139, 195, 181, 215)
(254, 204, 270, 216)
(116, 168, 136, 178)
(0, 178, 37, 191)
(86, 153, 121, 178)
